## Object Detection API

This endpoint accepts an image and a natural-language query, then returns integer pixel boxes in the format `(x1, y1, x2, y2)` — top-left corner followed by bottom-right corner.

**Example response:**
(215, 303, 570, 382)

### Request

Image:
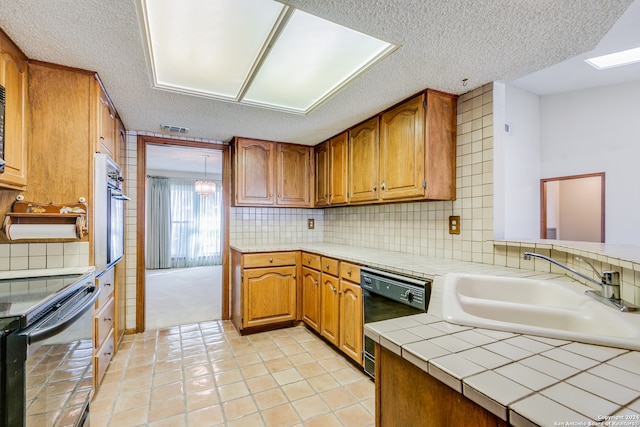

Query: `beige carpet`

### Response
(145, 265, 222, 330)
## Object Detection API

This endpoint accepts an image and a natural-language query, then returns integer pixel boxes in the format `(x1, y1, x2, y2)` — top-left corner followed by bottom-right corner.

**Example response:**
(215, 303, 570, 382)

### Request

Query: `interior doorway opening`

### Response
(136, 135, 230, 333)
(540, 172, 605, 243)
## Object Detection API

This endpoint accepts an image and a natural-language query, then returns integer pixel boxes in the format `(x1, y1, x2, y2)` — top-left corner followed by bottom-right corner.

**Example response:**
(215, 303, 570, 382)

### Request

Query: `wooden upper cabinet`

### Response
(97, 85, 116, 158)
(314, 132, 348, 207)
(348, 117, 379, 204)
(0, 31, 28, 190)
(379, 90, 457, 202)
(313, 142, 329, 207)
(329, 132, 348, 205)
(234, 138, 275, 206)
(380, 94, 426, 201)
(424, 90, 457, 200)
(276, 143, 311, 207)
(233, 137, 312, 207)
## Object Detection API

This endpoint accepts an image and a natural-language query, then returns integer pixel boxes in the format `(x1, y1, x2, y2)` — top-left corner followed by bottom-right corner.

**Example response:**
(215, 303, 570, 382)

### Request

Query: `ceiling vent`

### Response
(160, 124, 189, 134)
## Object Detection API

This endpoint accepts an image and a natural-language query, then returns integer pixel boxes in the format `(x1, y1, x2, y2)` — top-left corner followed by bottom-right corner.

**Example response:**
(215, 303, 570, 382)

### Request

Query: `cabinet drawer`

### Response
(94, 296, 115, 349)
(94, 329, 114, 387)
(321, 257, 339, 276)
(95, 267, 115, 309)
(340, 262, 361, 283)
(243, 252, 297, 268)
(301, 252, 321, 270)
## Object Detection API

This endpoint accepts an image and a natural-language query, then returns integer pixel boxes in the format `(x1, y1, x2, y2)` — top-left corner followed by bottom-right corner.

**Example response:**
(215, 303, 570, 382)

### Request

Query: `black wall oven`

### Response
(361, 267, 431, 378)
(94, 153, 129, 272)
(0, 272, 98, 427)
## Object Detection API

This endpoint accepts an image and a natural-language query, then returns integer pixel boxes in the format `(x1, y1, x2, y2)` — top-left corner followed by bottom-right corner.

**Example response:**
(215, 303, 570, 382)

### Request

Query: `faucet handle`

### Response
(602, 271, 620, 286)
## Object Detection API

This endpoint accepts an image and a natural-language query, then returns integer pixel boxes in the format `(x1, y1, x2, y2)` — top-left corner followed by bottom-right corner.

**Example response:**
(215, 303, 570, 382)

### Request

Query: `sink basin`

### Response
(441, 273, 640, 350)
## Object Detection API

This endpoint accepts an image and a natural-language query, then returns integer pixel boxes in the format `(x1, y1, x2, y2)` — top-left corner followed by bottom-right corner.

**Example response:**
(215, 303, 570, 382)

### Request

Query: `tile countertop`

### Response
(0, 266, 95, 280)
(366, 277, 640, 427)
(231, 242, 569, 281)
(232, 242, 640, 426)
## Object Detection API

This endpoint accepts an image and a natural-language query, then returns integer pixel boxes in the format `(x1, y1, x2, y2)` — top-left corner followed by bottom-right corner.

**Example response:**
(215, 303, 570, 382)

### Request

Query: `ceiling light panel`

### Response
(142, 0, 285, 98)
(140, 0, 396, 114)
(243, 9, 396, 113)
(586, 47, 640, 70)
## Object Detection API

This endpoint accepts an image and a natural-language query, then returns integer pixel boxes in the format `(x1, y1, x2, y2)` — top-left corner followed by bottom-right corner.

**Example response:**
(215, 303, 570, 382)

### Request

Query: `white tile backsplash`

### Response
(0, 241, 89, 271)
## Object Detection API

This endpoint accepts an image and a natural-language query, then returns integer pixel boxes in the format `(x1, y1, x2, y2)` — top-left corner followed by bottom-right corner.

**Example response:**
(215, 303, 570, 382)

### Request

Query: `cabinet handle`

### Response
(315, 281, 319, 286)
(104, 352, 112, 357)
(330, 285, 337, 293)
(372, 186, 377, 191)
(269, 258, 273, 263)
(105, 283, 112, 287)
(293, 274, 296, 279)
(307, 259, 311, 264)
(380, 182, 386, 190)
(347, 269, 352, 276)
(338, 290, 343, 295)
(278, 194, 281, 198)
(326, 264, 330, 270)
(104, 317, 112, 322)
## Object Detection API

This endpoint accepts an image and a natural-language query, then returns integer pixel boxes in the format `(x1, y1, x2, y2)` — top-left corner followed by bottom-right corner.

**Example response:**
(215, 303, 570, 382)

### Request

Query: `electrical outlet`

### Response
(307, 218, 315, 229)
(449, 216, 460, 234)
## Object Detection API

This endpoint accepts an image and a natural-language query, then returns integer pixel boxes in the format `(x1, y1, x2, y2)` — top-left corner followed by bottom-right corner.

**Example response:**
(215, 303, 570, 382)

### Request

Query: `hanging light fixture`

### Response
(195, 155, 216, 197)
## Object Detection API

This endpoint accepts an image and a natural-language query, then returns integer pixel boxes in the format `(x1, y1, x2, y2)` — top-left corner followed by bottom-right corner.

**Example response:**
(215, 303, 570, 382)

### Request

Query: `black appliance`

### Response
(361, 267, 431, 378)
(94, 153, 129, 272)
(0, 272, 98, 427)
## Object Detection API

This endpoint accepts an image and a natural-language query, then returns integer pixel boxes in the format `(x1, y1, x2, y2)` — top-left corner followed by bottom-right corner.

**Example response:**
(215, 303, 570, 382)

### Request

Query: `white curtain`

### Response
(146, 176, 222, 269)
(146, 177, 172, 269)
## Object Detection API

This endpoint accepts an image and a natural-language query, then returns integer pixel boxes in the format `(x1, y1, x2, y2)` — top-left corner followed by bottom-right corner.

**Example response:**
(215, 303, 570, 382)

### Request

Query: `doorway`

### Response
(540, 172, 605, 243)
(136, 135, 230, 332)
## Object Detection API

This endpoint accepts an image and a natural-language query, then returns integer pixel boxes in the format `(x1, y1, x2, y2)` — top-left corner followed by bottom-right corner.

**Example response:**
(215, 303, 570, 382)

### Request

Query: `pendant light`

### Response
(195, 155, 216, 197)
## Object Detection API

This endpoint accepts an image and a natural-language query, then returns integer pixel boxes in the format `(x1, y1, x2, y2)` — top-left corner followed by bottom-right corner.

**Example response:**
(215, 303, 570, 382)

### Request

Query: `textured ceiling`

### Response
(0, 0, 635, 146)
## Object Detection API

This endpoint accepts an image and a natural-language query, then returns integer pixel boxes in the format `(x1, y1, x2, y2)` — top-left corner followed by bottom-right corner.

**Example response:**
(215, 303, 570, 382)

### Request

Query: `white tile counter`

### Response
(366, 276, 640, 427)
(232, 242, 640, 426)
(0, 266, 95, 280)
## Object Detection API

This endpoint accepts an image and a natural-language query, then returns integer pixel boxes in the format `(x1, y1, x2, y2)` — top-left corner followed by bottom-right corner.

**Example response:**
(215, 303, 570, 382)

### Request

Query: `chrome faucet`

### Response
(522, 251, 637, 312)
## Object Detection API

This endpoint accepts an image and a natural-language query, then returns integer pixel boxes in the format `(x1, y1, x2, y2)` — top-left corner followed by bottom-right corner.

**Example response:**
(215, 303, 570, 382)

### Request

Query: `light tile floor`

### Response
(90, 321, 375, 426)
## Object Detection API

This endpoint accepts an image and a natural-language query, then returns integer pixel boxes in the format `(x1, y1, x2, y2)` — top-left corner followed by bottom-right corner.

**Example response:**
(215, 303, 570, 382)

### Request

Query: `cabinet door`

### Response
(277, 144, 311, 207)
(243, 266, 297, 328)
(97, 86, 116, 158)
(424, 90, 457, 200)
(380, 94, 425, 200)
(339, 280, 363, 364)
(301, 267, 321, 332)
(314, 142, 329, 207)
(320, 273, 340, 346)
(349, 117, 379, 203)
(235, 138, 275, 206)
(329, 132, 348, 205)
(0, 39, 27, 190)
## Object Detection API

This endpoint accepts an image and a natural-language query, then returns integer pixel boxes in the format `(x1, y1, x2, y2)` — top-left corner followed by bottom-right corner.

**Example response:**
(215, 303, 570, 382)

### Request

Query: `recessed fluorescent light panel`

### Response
(140, 0, 397, 114)
(585, 47, 640, 70)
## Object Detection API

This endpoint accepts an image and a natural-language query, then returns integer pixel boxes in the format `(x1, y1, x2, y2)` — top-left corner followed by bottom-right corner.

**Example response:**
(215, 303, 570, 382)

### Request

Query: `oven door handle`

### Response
(26, 285, 100, 344)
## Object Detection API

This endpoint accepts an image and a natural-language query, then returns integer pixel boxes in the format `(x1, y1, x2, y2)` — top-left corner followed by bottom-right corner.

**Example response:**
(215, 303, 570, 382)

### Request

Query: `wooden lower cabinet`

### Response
(339, 278, 362, 364)
(301, 266, 321, 332)
(243, 266, 297, 328)
(93, 266, 115, 387)
(302, 254, 363, 366)
(231, 250, 299, 333)
(320, 271, 340, 346)
(376, 345, 509, 427)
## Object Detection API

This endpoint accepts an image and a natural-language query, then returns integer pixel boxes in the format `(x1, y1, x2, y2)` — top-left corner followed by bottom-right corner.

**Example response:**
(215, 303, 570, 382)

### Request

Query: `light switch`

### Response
(307, 218, 315, 229)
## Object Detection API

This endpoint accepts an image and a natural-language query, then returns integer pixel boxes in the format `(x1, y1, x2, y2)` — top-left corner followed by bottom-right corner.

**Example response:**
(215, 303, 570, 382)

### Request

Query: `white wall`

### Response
(493, 83, 540, 240)
(539, 80, 640, 244)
